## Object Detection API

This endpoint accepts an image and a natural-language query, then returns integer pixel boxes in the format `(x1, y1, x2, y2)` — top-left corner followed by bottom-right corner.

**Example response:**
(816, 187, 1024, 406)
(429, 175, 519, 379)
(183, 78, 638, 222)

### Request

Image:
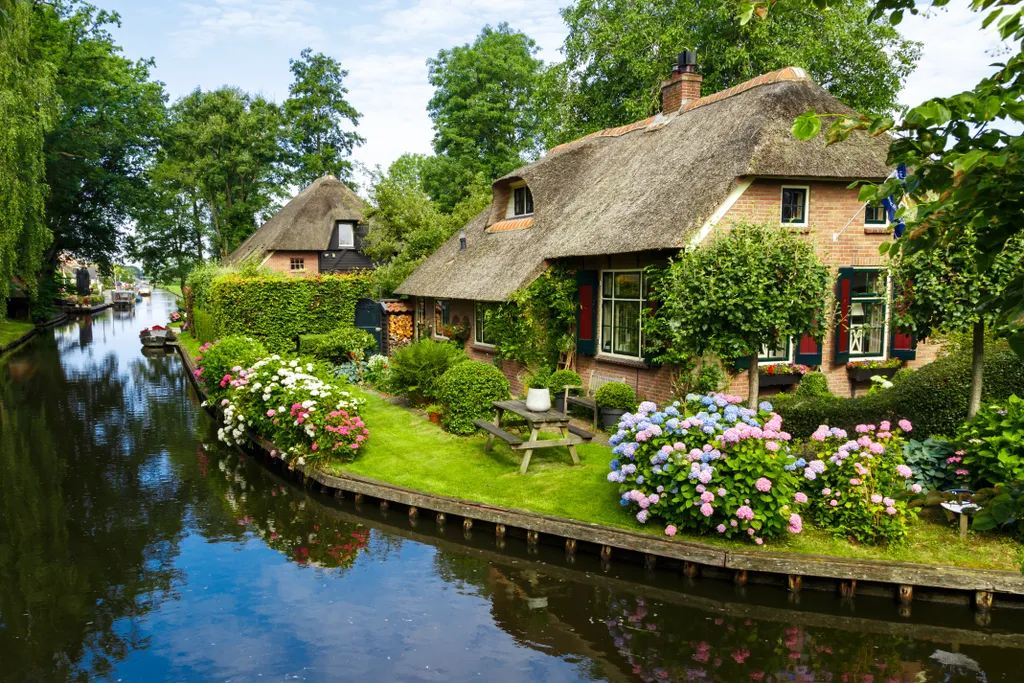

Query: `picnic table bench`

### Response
(474, 399, 595, 474)
(565, 371, 627, 424)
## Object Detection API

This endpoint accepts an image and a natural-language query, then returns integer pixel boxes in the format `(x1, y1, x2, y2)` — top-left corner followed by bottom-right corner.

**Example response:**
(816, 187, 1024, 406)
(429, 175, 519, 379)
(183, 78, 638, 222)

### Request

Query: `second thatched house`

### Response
(226, 175, 373, 276)
(396, 60, 937, 402)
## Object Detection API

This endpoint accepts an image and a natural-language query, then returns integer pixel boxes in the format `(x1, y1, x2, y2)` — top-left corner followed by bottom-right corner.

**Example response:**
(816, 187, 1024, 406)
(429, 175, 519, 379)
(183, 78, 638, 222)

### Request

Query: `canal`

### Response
(0, 290, 1020, 682)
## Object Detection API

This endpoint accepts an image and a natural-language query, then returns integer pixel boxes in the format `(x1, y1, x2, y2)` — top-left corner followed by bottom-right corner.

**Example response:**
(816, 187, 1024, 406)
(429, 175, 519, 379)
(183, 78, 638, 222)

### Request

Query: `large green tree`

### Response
(32, 1, 166, 271)
(543, 0, 920, 146)
(127, 184, 201, 292)
(284, 48, 364, 186)
(425, 23, 545, 210)
(0, 0, 56, 309)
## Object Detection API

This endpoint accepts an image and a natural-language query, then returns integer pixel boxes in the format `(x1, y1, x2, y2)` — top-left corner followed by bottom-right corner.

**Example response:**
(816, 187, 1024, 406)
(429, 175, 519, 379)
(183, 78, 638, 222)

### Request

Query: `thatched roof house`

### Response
(226, 175, 372, 275)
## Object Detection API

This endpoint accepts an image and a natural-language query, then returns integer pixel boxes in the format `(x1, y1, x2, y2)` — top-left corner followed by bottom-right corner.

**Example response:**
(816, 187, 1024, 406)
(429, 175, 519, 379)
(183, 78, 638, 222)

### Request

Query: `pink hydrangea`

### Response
(717, 488, 727, 497)
(898, 419, 913, 432)
(755, 477, 772, 492)
(735, 505, 755, 520)
(910, 484, 923, 494)
(794, 492, 808, 504)
(664, 525, 677, 537)
(871, 494, 883, 504)
(700, 502, 714, 517)
(701, 491, 715, 503)
(829, 499, 839, 507)
(885, 506, 898, 515)
(755, 537, 764, 545)
(765, 441, 780, 452)
(716, 524, 726, 533)
(895, 464, 913, 479)
(822, 488, 832, 496)
(879, 420, 891, 431)
(849, 478, 862, 486)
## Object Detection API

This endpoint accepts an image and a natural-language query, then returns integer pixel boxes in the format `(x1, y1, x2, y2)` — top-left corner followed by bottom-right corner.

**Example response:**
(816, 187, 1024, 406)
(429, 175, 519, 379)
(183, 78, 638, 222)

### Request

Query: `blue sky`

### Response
(102, 1, 1008, 193)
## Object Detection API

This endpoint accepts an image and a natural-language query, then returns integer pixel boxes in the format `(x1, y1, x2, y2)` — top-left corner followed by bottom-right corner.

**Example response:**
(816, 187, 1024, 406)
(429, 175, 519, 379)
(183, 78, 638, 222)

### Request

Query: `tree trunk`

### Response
(968, 320, 985, 420)
(747, 353, 759, 409)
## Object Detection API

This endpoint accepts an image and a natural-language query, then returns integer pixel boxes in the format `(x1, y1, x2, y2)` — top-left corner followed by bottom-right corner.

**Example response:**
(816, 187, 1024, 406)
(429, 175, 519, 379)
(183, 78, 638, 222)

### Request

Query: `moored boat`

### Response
(112, 290, 135, 308)
(140, 325, 169, 347)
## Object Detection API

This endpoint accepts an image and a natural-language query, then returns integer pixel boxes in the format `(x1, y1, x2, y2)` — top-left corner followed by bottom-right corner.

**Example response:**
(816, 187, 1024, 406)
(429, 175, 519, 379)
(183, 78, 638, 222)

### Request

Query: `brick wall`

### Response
(264, 250, 320, 276)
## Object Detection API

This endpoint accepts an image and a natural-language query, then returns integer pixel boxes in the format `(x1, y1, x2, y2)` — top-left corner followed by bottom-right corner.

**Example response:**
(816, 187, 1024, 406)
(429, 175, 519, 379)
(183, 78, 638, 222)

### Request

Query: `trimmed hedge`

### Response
(436, 361, 511, 435)
(300, 328, 376, 364)
(193, 308, 218, 344)
(595, 382, 637, 411)
(208, 273, 373, 352)
(775, 345, 1024, 438)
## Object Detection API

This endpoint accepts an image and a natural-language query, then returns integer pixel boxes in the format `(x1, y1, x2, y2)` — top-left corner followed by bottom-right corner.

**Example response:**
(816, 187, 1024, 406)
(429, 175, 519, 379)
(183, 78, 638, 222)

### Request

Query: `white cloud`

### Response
(173, 0, 328, 50)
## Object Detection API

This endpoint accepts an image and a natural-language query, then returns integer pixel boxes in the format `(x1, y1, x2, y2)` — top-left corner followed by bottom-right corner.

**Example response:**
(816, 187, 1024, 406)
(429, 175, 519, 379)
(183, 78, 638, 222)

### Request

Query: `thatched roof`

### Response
(225, 175, 364, 265)
(396, 68, 893, 302)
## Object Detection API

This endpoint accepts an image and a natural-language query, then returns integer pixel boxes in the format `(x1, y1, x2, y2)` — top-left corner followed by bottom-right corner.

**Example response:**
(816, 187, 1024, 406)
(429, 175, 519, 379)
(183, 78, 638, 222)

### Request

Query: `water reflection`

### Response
(0, 291, 1019, 682)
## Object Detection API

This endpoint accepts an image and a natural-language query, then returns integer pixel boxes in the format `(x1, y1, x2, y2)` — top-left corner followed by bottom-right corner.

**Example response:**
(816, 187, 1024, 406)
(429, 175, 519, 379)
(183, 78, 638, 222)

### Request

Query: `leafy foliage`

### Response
(385, 338, 467, 403)
(363, 354, 390, 386)
(797, 371, 832, 398)
(972, 483, 1024, 540)
(958, 395, 1024, 487)
(902, 436, 958, 493)
(299, 328, 377, 364)
(548, 369, 583, 392)
(436, 361, 512, 435)
(595, 382, 637, 411)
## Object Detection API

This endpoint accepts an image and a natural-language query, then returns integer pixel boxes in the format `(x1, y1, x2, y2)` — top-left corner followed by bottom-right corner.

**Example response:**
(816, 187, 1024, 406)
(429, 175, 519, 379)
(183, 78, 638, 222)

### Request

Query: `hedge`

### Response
(207, 273, 373, 352)
(300, 328, 377, 364)
(775, 345, 1024, 438)
(193, 308, 218, 344)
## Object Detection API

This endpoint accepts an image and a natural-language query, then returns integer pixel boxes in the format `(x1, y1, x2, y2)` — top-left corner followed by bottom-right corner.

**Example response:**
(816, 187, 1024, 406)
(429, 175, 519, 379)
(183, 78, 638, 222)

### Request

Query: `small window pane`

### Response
(602, 272, 613, 297)
(601, 301, 613, 353)
(524, 187, 533, 214)
(781, 188, 806, 224)
(865, 205, 886, 225)
(336, 222, 354, 247)
(513, 187, 525, 215)
(851, 271, 885, 297)
(849, 301, 886, 355)
(613, 301, 641, 356)
(475, 302, 496, 345)
(614, 272, 641, 299)
(759, 339, 789, 362)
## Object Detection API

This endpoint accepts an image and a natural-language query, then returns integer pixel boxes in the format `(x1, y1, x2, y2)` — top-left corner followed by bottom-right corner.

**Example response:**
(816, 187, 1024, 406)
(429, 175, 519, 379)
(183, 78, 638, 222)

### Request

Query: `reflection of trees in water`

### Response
(0, 332, 195, 681)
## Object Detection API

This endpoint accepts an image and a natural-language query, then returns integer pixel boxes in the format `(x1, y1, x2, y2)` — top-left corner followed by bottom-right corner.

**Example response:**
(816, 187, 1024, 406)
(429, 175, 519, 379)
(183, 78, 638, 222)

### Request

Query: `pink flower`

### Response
(956, 468, 970, 476)
(730, 520, 738, 527)
(871, 494, 883, 504)
(266, 409, 276, 417)
(664, 525, 677, 537)
(735, 505, 755, 520)
(700, 502, 714, 517)
(910, 484, 923, 493)
(311, 443, 318, 451)
(849, 478, 862, 486)
(895, 464, 913, 478)
(716, 524, 726, 533)
(898, 419, 912, 432)
(829, 499, 839, 507)
(765, 441, 780, 452)
(701, 491, 715, 503)
(747, 528, 755, 536)
(755, 477, 772, 492)
(755, 537, 764, 545)
(879, 420, 891, 431)
(794, 492, 808, 504)
(822, 488, 832, 495)
(885, 506, 897, 515)
(717, 488, 727, 497)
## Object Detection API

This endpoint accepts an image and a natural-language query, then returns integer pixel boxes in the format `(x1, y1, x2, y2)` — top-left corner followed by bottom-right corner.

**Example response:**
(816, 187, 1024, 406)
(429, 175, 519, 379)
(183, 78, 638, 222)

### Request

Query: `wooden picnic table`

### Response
(475, 399, 593, 474)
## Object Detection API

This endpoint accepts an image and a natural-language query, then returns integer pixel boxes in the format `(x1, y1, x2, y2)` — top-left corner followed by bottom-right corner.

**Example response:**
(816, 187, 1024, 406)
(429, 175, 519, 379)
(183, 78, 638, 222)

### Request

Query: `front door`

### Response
(355, 298, 384, 355)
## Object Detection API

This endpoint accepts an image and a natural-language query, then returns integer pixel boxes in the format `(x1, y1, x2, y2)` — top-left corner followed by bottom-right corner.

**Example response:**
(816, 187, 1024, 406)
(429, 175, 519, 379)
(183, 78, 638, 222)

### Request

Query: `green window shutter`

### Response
(576, 270, 598, 356)
(834, 267, 854, 364)
(794, 334, 823, 366)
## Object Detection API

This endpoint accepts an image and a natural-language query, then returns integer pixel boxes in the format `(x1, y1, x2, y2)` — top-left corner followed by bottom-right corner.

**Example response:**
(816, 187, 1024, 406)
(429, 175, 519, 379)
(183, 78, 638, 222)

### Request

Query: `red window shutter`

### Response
(579, 284, 594, 341)
(794, 334, 822, 365)
(576, 270, 598, 355)
(834, 268, 853, 364)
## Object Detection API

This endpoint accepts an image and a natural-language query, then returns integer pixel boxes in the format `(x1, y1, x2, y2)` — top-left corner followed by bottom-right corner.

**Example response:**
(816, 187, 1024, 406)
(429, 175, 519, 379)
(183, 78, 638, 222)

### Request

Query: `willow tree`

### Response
(0, 0, 55, 309)
(657, 223, 831, 408)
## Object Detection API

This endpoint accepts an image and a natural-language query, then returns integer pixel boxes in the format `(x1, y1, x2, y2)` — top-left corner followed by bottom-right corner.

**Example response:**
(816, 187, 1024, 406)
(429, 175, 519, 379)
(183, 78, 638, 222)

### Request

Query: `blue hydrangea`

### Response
(636, 475, 644, 485)
(609, 459, 621, 471)
(796, 458, 806, 468)
(619, 498, 629, 507)
(650, 414, 665, 425)
(702, 424, 715, 434)
(652, 465, 662, 474)
(700, 396, 714, 407)
(758, 401, 773, 412)
(665, 417, 679, 430)
(665, 406, 680, 417)
(714, 396, 727, 408)
(609, 433, 624, 446)
(784, 464, 796, 471)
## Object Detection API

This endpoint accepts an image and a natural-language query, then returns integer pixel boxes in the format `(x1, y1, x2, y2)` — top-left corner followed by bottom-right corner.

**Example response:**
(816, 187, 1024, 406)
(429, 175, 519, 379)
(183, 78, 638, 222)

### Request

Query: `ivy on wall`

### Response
(486, 264, 578, 368)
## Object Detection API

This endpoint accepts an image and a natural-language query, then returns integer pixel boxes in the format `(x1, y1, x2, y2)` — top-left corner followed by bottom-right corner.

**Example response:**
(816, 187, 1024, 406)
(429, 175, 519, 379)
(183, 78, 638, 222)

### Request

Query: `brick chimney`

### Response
(661, 51, 701, 114)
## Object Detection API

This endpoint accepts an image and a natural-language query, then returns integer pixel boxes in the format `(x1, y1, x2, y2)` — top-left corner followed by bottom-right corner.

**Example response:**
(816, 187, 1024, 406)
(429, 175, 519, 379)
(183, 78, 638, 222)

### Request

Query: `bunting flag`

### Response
(882, 164, 908, 238)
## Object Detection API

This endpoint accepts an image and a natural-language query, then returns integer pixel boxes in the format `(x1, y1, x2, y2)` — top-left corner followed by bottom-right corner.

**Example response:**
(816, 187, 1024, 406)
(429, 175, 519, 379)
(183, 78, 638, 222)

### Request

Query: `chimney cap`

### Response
(677, 51, 698, 73)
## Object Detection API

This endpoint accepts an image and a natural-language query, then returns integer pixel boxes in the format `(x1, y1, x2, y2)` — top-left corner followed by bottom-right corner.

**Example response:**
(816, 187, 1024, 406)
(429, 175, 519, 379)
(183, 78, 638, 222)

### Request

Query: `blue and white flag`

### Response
(882, 164, 908, 238)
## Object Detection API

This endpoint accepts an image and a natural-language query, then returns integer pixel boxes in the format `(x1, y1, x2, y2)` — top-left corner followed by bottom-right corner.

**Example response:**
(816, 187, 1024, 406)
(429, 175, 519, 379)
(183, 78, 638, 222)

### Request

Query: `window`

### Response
(865, 204, 887, 226)
(600, 270, 645, 358)
(336, 221, 355, 248)
(849, 269, 888, 357)
(416, 297, 426, 337)
(434, 299, 450, 337)
(512, 185, 534, 217)
(781, 186, 808, 225)
(759, 338, 792, 363)
(290, 257, 305, 271)
(474, 302, 497, 345)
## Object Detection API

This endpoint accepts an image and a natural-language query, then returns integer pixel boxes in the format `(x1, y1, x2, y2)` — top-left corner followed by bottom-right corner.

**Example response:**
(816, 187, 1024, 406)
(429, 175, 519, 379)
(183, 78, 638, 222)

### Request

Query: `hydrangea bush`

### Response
(802, 420, 918, 545)
(608, 394, 809, 544)
(208, 355, 367, 468)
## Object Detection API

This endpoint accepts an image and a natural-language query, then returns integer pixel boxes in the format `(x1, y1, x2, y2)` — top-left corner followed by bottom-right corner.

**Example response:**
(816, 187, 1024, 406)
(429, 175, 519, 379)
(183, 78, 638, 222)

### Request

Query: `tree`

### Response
(543, 0, 920, 146)
(284, 48, 364, 186)
(128, 185, 201, 292)
(780, 0, 1024, 361)
(425, 23, 545, 210)
(655, 223, 832, 407)
(32, 1, 166, 272)
(891, 232, 1024, 418)
(0, 0, 56, 310)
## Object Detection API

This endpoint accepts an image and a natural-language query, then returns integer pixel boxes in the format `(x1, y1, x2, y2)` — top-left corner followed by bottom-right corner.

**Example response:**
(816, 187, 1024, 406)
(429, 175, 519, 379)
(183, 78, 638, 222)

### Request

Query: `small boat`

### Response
(137, 283, 152, 296)
(140, 325, 169, 347)
(112, 290, 135, 308)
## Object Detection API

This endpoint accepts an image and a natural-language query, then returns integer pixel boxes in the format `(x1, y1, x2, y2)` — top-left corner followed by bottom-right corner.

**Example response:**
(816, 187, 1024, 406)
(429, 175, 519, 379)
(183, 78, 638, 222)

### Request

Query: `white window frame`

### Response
(474, 301, 497, 347)
(597, 269, 645, 360)
(505, 181, 534, 219)
(758, 338, 793, 366)
(780, 185, 810, 227)
(433, 299, 450, 340)
(335, 221, 355, 248)
(289, 257, 305, 271)
(863, 203, 887, 228)
(848, 268, 890, 362)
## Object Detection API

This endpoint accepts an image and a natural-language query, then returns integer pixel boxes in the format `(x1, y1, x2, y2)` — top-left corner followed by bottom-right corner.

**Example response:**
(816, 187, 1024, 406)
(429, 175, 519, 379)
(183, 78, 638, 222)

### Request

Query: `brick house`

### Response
(225, 175, 373, 275)
(395, 60, 937, 402)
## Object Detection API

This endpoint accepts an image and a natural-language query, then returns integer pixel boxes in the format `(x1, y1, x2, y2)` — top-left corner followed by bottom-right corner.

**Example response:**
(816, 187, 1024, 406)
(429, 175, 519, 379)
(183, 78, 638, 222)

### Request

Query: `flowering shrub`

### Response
(170, 311, 182, 323)
(847, 358, 903, 370)
(363, 354, 390, 386)
(193, 336, 267, 399)
(803, 420, 918, 545)
(957, 395, 1024, 487)
(607, 394, 809, 544)
(210, 355, 367, 468)
(760, 362, 810, 376)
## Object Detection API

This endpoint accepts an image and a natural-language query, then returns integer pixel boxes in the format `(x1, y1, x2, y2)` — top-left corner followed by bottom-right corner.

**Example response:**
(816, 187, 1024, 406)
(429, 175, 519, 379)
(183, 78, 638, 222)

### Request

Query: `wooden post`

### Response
(683, 562, 700, 578)
(975, 590, 993, 612)
(353, 493, 364, 504)
(565, 538, 577, 555)
(380, 500, 389, 511)
(600, 545, 612, 561)
(334, 489, 344, 499)
(436, 512, 446, 526)
(463, 518, 473, 531)
(644, 554, 657, 570)
(734, 570, 748, 586)
(840, 580, 857, 599)
(959, 513, 969, 541)
(527, 530, 540, 545)
(898, 584, 913, 605)
(898, 604, 912, 619)
(495, 523, 506, 538)
(408, 506, 418, 519)
(787, 575, 802, 593)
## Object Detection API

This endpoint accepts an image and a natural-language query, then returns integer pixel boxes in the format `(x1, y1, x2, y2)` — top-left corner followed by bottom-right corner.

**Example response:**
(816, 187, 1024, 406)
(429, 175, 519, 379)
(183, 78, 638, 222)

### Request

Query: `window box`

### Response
(759, 362, 810, 387)
(847, 360, 902, 382)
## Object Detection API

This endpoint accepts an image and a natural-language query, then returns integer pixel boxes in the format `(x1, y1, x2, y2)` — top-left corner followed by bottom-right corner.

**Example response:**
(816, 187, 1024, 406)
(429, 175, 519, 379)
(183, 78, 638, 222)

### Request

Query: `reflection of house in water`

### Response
(78, 316, 93, 348)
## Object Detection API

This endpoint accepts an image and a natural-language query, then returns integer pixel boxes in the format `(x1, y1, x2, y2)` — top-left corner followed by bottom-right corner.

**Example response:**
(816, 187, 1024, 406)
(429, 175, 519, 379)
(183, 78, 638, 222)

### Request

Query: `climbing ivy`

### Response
(485, 265, 578, 368)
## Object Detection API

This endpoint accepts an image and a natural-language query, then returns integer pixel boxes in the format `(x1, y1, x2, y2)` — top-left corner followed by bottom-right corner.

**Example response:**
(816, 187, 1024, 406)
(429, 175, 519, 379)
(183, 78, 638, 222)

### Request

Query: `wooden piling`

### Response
(463, 518, 473, 531)
(353, 493, 364, 504)
(644, 554, 657, 570)
(495, 523, 506, 538)
(787, 575, 802, 593)
(380, 500, 389, 511)
(436, 512, 446, 526)
(840, 580, 857, 599)
(565, 538, 577, 555)
(898, 584, 913, 604)
(683, 562, 700, 578)
(734, 570, 748, 586)
(975, 590, 993, 611)
(408, 506, 418, 519)
(527, 530, 540, 545)
(600, 545, 612, 561)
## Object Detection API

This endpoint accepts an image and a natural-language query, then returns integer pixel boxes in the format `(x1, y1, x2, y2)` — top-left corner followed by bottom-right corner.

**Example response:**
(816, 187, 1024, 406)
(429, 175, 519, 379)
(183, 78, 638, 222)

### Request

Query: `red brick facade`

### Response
(411, 178, 939, 404)
(264, 250, 320, 276)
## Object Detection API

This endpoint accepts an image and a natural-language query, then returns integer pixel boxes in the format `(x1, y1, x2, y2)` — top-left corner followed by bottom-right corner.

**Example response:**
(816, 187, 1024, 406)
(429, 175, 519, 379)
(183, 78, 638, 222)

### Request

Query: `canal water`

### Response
(1, 291, 1021, 682)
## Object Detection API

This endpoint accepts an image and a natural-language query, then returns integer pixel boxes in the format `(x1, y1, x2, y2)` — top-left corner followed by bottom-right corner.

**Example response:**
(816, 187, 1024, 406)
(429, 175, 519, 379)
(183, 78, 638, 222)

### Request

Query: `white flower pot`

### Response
(525, 388, 551, 412)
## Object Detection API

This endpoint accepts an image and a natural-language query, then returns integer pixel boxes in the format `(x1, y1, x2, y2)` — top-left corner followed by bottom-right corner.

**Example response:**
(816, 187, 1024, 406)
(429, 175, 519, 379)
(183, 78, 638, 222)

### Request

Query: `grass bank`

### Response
(160, 284, 183, 298)
(177, 334, 1023, 572)
(0, 319, 35, 350)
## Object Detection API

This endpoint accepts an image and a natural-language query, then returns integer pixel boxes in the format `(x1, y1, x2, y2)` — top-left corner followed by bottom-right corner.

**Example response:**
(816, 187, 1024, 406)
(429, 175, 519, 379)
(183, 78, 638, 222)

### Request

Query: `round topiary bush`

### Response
(595, 382, 637, 411)
(796, 371, 832, 398)
(436, 361, 511, 435)
(387, 338, 467, 403)
(548, 369, 583, 392)
(195, 335, 267, 399)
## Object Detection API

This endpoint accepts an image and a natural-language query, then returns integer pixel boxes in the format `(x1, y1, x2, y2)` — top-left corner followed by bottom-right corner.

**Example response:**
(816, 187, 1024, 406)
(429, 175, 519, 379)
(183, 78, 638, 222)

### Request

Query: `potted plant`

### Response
(425, 404, 442, 425)
(548, 369, 583, 413)
(759, 362, 811, 387)
(524, 367, 552, 412)
(442, 320, 470, 341)
(848, 358, 902, 382)
(594, 382, 637, 429)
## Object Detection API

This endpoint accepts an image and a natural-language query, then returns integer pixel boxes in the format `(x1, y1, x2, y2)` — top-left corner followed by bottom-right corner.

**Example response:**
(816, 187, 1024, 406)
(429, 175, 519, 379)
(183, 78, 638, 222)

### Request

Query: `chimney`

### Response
(661, 51, 701, 114)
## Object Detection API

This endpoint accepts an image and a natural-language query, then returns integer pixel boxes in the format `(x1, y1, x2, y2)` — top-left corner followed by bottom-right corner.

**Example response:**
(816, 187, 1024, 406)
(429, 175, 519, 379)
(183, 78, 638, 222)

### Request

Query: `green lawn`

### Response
(0, 319, 35, 349)
(160, 284, 183, 298)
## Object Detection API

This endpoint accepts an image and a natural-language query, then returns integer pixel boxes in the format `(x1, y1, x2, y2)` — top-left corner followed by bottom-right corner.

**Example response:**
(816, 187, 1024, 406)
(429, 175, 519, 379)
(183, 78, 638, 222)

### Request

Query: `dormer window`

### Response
(506, 182, 533, 218)
(335, 221, 355, 249)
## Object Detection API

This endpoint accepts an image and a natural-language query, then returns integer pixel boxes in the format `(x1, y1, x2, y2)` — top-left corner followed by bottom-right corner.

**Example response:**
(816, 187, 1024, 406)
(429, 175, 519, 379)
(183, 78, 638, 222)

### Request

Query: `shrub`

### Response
(193, 308, 218, 344)
(526, 366, 551, 390)
(329, 362, 361, 384)
(891, 367, 915, 386)
(775, 345, 1024, 438)
(364, 354, 390, 386)
(185, 261, 229, 311)
(595, 382, 636, 411)
(192, 336, 267, 399)
(803, 421, 919, 545)
(548, 369, 583, 393)
(436, 361, 511, 435)
(797, 371, 832, 398)
(972, 483, 1024, 540)
(902, 436, 958, 493)
(387, 338, 467, 403)
(300, 328, 376, 364)
(957, 395, 1024, 487)
(608, 394, 809, 543)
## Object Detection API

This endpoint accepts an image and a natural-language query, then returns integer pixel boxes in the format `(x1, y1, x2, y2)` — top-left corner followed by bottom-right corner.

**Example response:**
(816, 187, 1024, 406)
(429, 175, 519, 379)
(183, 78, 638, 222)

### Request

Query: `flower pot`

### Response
(427, 411, 441, 425)
(525, 387, 551, 412)
(600, 407, 627, 429)
(759, 372, 801, 387)
(554, 394, 566, 413)
(848, 366, 898, 382)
